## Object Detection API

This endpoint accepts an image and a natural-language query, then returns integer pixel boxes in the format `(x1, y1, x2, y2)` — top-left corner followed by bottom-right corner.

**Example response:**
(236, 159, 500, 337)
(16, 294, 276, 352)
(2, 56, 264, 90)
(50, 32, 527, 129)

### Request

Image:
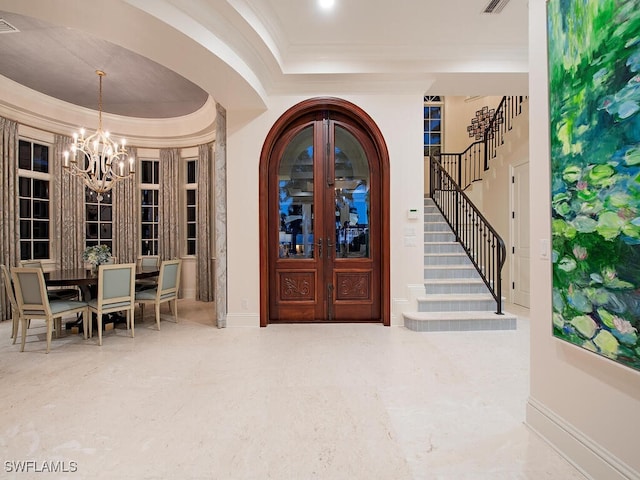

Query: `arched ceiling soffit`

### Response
(0, 0, 268, 117)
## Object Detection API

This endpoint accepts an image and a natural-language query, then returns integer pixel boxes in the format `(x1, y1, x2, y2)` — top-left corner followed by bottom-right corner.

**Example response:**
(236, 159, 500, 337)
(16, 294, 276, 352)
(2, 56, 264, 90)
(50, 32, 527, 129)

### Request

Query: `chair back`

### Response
(137, 255, 159, 268)
(11, 267, 51, 317)
(20, 260, 43, 269)
(1, 264, 18, 312)
(158, 259, 181, 299)
(96, 263, 136, 309)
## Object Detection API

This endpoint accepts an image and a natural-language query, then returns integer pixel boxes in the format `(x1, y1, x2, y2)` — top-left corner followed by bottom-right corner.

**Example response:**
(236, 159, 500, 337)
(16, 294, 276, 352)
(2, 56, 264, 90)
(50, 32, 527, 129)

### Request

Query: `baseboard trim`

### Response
(526, 397, 639, 480)
(225, 313, 260, 327)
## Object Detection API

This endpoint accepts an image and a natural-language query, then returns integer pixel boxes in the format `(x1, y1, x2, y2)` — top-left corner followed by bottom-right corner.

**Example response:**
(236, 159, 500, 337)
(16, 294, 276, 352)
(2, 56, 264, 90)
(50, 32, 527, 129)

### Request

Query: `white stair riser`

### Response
(424, 267, 478, 279)
(424, 254, 472, 266)
(418, 298, 498, 312)
(404, 316, 517, 332)
(424, 222, 451, 232)
(424, 232, 456, 242)
(424, 243, 464, 254)
(425, 282, 489, 295)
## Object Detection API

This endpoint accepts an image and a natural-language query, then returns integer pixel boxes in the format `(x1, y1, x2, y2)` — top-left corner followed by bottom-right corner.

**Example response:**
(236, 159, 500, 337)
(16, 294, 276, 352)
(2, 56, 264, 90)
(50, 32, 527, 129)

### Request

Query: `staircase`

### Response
(403, 198, 516, 332)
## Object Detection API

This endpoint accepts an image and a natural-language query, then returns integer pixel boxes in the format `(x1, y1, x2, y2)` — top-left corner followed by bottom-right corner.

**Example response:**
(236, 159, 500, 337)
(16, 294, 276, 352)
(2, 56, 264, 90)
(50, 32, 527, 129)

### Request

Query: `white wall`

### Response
(226, 94, 425, 327)
(527, 1, 640, 479)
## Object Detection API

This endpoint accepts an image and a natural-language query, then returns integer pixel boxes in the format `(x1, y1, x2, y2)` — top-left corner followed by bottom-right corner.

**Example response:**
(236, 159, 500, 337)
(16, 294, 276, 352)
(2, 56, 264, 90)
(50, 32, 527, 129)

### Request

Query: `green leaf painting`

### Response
(548, 0, 640, 371)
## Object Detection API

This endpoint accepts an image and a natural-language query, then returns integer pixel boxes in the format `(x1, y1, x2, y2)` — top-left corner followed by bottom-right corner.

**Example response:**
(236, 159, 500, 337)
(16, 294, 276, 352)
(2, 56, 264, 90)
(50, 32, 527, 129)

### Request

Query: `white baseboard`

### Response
(392, 284, 427, 327)
(180, 288, 196, 299)
(526, 397, 639, 480)
(225, 313, 260, 327)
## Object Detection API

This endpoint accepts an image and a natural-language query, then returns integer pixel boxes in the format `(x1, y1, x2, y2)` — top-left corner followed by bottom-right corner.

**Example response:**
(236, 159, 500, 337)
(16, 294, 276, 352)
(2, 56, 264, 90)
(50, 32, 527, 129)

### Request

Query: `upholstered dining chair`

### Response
(1, 265, 20, 344)
(135, 259, 181, 330)
(137, 256, 159, 268)
(135, 255, 160, 290)
(87, 263, 136, 346)
(20, 260, 80, 301)
(11, 267, 89, 353)
(19, 260, 44, 268)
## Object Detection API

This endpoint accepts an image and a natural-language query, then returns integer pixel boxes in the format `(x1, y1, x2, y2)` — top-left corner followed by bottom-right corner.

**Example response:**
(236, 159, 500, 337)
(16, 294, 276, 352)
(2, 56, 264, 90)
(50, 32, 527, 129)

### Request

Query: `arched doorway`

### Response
(259, 98, 390, 326)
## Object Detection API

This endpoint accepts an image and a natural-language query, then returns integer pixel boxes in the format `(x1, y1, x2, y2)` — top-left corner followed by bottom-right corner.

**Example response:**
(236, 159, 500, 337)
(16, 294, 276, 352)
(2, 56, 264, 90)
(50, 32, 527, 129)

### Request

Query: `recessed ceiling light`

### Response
(319, 0, 335, 10)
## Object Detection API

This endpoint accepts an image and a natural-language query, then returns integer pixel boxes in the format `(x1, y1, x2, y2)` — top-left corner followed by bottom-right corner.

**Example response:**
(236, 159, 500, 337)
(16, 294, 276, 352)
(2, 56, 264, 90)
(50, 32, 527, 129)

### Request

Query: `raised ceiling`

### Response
(0, 0, 528, 118)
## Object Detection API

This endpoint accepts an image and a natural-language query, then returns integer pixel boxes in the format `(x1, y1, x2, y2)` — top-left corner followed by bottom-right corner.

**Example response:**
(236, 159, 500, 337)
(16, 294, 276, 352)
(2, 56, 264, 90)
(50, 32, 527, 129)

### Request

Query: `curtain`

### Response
(0, 117, 18, 321)
(159, 148, 179, 261)
(196, 143, 214, 301)
(113, 147, 138, 264)
(214, 103, 227, 328)
(54, 134, 85, 270)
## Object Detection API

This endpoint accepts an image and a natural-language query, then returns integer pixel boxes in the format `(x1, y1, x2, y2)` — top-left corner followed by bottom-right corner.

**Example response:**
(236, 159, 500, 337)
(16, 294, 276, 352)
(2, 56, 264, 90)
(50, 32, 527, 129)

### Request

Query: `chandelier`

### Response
(63, 70, 134, 201)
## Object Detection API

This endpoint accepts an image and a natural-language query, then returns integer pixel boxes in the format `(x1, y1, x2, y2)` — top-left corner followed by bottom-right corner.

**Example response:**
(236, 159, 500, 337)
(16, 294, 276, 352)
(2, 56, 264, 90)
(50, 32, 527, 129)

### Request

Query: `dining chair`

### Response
(19, 260, 43, 268)
(1, 265, 20, 344)
(137, 256, 159, 268)
(87, 263, 136, 346)
(136, 255, 160, 290)
(11, 267, 89, 353)
(135, 259, 181, 330)
(20, 260, 80, 301)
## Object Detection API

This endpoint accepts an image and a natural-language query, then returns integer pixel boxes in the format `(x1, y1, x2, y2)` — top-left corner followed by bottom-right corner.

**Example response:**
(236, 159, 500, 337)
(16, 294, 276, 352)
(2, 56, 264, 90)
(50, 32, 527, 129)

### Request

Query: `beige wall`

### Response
(480, 104, 529, 304)
(226, 94, 426, 326)
(443, 96, 503, 153)
(423, 96, 502, 199)
(527, 1, 640, 478)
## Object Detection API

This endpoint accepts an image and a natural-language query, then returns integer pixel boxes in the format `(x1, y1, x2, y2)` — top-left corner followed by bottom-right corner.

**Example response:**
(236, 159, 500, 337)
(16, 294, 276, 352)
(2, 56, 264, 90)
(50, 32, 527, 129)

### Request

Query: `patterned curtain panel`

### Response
(196, 143, 214, 302)
(0, 117, 19, 321)
(113, 147, 138, 264)
(54, 134, 85, 270)
(159, 148, 179, 261)
(214, 103, 227, 328)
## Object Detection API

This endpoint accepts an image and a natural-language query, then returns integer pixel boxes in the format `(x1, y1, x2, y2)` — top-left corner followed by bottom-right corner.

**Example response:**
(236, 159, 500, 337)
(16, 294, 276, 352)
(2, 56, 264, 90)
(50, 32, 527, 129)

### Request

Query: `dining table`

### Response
(45, 266, 160, 330)
(45, 265, 160, 300)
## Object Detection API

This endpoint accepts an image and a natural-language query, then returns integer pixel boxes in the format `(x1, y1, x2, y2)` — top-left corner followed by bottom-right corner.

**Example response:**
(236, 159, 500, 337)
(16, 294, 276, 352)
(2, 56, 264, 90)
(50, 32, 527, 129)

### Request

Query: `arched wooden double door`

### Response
(259, 98, 390, 326)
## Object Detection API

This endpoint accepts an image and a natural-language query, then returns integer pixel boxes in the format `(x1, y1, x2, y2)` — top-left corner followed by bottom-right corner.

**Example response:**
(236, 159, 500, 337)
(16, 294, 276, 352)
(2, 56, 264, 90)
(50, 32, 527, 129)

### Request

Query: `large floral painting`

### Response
(548, 0, 640, 371)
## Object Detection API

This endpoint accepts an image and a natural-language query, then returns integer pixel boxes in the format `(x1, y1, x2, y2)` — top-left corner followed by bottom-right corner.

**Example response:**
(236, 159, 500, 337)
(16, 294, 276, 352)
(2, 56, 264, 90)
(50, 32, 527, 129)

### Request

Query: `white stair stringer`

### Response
(403, 197, 517, 332)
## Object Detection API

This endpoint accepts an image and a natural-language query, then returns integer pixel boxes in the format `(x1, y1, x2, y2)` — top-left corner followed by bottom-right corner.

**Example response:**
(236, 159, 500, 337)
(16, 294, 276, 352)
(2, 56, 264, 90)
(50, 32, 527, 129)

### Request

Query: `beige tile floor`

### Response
(0, 301, 587, 480)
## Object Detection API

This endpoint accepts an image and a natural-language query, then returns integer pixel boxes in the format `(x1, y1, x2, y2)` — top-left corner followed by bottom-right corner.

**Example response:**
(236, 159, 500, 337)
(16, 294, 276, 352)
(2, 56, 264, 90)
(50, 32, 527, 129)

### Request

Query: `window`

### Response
(185, 159, 197, 255)
(18, 140, 50, 260)
(140, 159, 159, 255)
(423, 96, 443, 157)
(85, 188, 113, 250)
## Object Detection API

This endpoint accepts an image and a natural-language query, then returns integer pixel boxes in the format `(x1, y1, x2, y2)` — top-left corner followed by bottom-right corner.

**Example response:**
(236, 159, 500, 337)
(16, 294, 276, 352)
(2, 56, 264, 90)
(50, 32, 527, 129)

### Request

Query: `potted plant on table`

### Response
(83, 245, 111, 274)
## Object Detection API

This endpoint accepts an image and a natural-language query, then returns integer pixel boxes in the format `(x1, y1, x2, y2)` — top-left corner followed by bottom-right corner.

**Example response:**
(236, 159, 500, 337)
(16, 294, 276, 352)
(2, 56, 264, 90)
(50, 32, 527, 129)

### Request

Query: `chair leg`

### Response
(97, 312, 103, 346)
(82, 308, 88, 340)
(155, 303, 161, 330)
(11, 314, 19, 344)
(20, 317, 28, 352)
(46, 319, 52, 354)
(129, 308, 135, 338)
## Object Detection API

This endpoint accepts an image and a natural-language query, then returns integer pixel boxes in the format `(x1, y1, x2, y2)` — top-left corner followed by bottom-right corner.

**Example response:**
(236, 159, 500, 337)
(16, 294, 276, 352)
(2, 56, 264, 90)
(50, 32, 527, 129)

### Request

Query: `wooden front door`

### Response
(261, 99, 388, 324)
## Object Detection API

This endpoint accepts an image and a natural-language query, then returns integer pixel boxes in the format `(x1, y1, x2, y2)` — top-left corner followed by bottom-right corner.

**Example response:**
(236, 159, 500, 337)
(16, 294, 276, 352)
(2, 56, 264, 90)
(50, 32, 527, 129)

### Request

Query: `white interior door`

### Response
(511, 162, 530, 308)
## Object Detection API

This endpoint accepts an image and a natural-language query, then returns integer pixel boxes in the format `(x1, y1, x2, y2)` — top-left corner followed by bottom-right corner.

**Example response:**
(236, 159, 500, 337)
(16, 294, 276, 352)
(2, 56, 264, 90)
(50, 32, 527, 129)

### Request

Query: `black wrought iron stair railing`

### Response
(429, 160, 506, 314)
(436, 95, 527, 191)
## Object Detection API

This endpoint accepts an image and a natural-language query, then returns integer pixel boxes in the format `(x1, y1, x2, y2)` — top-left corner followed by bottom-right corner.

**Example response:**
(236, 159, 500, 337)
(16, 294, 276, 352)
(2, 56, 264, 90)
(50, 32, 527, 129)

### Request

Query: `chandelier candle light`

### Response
(63, 70, 135, 201)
